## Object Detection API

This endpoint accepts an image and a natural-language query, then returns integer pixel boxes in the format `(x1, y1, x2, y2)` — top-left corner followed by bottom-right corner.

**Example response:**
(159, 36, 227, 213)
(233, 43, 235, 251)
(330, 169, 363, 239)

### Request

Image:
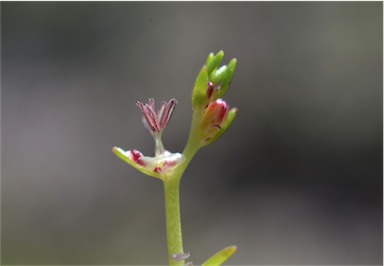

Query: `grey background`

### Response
(1, 2, 382, 265)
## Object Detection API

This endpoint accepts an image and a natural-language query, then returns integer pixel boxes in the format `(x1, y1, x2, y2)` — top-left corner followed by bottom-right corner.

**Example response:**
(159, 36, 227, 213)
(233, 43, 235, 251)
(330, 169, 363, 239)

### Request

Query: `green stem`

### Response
(164, 176, 184, 266)
(182, 111, 202, 162)
(163, 110, 202, 266)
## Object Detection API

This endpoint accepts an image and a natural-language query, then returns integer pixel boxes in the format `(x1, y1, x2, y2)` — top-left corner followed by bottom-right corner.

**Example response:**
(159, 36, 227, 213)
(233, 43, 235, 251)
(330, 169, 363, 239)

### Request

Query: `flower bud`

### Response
(207, 107, 238, 145)
(199, 99, 230, 146)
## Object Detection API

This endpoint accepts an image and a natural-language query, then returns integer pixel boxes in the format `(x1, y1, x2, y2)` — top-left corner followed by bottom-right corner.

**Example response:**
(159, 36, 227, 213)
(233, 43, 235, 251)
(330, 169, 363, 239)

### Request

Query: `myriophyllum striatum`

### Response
(113, 51, 238, 266)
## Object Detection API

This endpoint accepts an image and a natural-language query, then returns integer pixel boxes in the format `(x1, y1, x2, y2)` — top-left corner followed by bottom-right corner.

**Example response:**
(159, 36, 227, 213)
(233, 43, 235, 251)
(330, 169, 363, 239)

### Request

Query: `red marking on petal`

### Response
(154, 167, 161, 173)
(130, 150, 145, 166)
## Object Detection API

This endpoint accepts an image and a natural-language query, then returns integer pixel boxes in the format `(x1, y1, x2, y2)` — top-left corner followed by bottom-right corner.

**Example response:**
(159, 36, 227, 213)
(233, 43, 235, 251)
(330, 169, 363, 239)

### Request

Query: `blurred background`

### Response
(1, 2, 382, 265)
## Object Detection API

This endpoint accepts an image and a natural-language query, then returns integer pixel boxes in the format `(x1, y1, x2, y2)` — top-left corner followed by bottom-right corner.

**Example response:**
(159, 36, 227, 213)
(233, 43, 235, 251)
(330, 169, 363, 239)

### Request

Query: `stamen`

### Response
(136, 98, 178, 133)
(137, 101, 157, 132)
(144, 103, 160, 131)
(157, 101, 167, 123)
(159, 98, 177, 130)
(148, 98, 155, 110)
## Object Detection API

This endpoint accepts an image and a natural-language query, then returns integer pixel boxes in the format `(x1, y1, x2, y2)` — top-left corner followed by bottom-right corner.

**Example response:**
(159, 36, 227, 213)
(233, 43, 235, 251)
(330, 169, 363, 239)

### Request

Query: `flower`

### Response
(112, 147, 184, 179)
(136, 98, 177, 156)
(113, 98, 184, 180)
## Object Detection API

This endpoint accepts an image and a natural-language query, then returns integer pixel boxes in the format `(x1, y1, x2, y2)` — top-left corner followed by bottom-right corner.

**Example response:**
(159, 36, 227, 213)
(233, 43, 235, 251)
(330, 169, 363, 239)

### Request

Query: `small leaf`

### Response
(205, 52, 215, 67)
(192, 65, 209, 109)
(206, 50, 224, 75)
(201, 245, 237, 266)
(210, 65, 228, 85)
(216, 58, 237, 99)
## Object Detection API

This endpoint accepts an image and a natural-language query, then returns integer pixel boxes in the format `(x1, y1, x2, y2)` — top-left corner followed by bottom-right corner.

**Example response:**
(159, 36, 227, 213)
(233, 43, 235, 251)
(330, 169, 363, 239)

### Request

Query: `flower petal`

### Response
(112, 146, 185, 180)
(112, 146, 162, 179)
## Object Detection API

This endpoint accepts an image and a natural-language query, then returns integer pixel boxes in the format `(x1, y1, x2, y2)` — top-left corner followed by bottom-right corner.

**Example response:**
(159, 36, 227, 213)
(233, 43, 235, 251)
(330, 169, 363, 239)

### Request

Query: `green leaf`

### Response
(201, 245, 237, 266)
(192, 65, 209, 109)
(205, 52, 215, 67)
(216, 58, 237, 99)
(210, 65, 228, 85)
(206, 50, 224, 75)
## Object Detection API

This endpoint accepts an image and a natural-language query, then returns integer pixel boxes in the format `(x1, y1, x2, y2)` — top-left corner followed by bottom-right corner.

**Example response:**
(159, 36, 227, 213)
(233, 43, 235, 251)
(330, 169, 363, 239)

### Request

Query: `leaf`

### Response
(210, 65, 228, 85)
(216, 58, 237, 98)
(206, 50, 224, 75)
(201, 245, 237, 266)
(192, 65, 209, 109)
